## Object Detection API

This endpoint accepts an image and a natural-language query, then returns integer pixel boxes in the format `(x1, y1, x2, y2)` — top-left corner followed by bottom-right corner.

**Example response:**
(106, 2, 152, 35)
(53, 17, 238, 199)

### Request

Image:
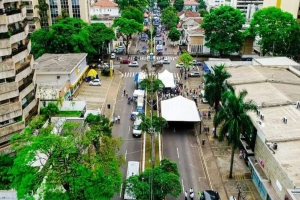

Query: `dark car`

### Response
(200, 190, 220, 200)
(120, 58, 130, 64)
(188, 72, 201, 77)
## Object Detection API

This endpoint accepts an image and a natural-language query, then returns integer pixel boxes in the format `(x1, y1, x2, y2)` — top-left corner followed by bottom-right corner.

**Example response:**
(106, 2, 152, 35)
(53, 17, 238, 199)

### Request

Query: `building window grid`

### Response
(50, 0, 58, 25)
(61, 0, 70, 14)
(72, 0, 81, 19)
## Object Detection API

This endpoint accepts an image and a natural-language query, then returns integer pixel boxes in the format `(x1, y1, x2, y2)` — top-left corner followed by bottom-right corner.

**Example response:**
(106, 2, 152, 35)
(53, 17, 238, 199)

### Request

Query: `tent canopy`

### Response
(133, 90, 145, 97)
(161, 96, 200, 122)
(87, 69, 98, 78)
(158, 69, 175, 88)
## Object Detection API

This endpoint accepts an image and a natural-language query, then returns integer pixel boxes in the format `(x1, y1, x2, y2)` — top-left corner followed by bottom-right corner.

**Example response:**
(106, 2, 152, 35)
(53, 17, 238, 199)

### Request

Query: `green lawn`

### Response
(56, 111, 82, 117)
(144, 133, 160, 169)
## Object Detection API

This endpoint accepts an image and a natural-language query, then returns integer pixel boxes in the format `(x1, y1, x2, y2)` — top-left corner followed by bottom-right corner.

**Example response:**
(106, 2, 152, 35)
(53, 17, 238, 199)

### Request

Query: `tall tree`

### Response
(201, 5, 245, 56)
(249, 7, 300, 59)
(199, 8, 209, 17)
(9, 120, 123, 199)
(198, 0, 207, 9)
(113, 17, 143, 55)
(139, 64, 164, 92)
(203, 64, 232, 137)
(157, 0, 170, 10)
(168, 27, 181, 43)
(125, 158, 181, 199)
(121, 6, 144, 24)
(173, 0, 184, 11)
(177, 52, 193, 73)
(0, 154, 14, 189)
(55, 8, 69, 22)
(116, 0, 148, 11)
(214, 90, 257, 178)
(161, 6, 179, 30)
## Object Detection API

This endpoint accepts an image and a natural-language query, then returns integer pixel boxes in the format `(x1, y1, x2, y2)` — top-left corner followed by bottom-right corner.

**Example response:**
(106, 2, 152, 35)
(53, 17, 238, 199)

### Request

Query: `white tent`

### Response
(161, 96, 200, 122)
(133, 90, 145, 97)
(158, 69, 175, 88)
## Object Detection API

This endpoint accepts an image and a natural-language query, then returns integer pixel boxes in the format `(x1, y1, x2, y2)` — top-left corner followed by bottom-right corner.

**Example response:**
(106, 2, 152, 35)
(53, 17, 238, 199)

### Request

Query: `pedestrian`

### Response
(190, 188, 194, 194)
(115, 116, 118, 123)
(190, 192, 194, 200)
(117, 115, 120, 123)
(184, 191, 188, 200)
(207, 126, 210, 133)
(212, 127, 215, 135)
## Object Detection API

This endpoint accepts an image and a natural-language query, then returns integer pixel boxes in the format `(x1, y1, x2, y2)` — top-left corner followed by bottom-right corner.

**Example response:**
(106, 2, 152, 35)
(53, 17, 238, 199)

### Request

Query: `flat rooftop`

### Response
(34, 53, 87, 74)
(253, 57, 300, 67)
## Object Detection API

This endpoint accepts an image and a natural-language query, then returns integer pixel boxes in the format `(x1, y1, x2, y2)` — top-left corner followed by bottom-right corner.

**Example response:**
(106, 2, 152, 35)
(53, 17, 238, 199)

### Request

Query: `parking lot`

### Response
(74, 69, 112, 110)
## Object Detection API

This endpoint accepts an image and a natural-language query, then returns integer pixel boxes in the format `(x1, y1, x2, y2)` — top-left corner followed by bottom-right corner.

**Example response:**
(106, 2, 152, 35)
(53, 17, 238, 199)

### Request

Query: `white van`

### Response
(201, 90, 208, 103)
(132, 117, 142, 137)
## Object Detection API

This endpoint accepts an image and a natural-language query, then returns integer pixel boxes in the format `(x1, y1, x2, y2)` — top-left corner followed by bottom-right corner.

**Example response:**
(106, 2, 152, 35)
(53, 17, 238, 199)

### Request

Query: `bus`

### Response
(136, 96, 144, 113)
(124, 161, 140, 200)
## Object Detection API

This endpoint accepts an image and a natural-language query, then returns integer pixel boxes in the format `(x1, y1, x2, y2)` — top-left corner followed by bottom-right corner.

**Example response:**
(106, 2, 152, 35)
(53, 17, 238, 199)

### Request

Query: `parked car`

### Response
(120, 58, 130, 64)
(111, 53, 116, 59)
(89, 79, 101, 86)
(176, 63, 184, 68)
(129, 61, 139, 67)
(98, 63, 109, 69)
(188, 72, 201, 77)
(162, 58, 170, 64)
(193, 60, 202, 66)
(200, 190, 220, 200)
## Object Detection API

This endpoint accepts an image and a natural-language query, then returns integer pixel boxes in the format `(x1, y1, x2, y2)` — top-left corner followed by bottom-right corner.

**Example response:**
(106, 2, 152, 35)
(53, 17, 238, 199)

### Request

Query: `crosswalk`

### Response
(122, 72, 182, 79)
(125, 56, 179, 61)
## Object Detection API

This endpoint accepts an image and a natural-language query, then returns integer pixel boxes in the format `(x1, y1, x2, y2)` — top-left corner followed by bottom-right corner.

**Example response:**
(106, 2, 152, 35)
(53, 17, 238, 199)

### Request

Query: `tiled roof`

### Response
(92, 0, 118, 7)
(177, 11, 200, 17)
(184, 0, 200, 5)
(187, 27, 204, 35)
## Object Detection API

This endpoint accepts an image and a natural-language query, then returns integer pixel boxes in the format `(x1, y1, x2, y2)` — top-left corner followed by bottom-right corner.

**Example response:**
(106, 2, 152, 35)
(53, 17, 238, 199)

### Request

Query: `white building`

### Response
(34, 53, 88, 101)
(90, 0, 119, 17)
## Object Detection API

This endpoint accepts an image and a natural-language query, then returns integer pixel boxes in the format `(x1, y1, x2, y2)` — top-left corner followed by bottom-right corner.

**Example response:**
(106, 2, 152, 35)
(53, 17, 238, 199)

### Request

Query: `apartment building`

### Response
(263, 0, 300, 22)
(21, 0, 90, 31)
(0, 0, 36, 151)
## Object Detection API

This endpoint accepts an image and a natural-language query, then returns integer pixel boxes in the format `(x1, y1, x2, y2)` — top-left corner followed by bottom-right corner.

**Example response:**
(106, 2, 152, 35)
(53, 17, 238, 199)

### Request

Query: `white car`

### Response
(129, 61, 139, 67)
(111, 53, 116, 59)
(176, 63, 184, 68)
(163, 58, 170, 64)
(89, 79, 101, 86)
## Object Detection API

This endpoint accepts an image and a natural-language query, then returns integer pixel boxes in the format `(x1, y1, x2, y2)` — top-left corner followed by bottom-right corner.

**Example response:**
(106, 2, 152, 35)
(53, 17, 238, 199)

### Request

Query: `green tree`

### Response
(203, 64, 232, 137)
(199, 8, 209, 17)
(198, 0, 207, 9)
(139, 64, 165, 93)
(125, 158, 181, 199)
(9, 121, 123, 199)
(168, 27, 181, 43)
(121, 6, 144, 24)
(117, 0, 148, 11)
(40, 102, 59, 120)
(173, 0, 184, 11)
(113, 17, 143, 55)
(201, 5, 245, 56)
(161, 6, 179, 30)
(157, 0, 170, 10)
(30, 28, 48, 58)
(0, 154, 14, 189)
(177, 52, 193, 73)
(249, 7, 300, 58)
(55, 8, 69, 22)
(214, 90, 257, 178)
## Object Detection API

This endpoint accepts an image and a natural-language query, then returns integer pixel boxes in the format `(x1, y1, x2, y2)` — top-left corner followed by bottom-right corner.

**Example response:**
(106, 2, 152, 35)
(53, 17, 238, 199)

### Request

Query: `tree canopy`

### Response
(117, 0, 148, 11)
(121, 6, 144, 24)
(9, 116, 123, 199)
(139, 64, 165, 92)
(201, 5, 245, 55)
(168, 27, 181, 43)
(113, 17, 143, 54)
(0, 154, 14, 189)
(198, 0, 207, 10)
(30, 18, 115, 59)
(249, 7, 300, 58)
(173, 0, 184, 11)
(161, 6, 179, 30)
(199, 8, 209, 17)
(125, 158, 181, 199)
(157, 0, 170, 10)
(177, 52, 193, 72)
(214, 90, 257, 178)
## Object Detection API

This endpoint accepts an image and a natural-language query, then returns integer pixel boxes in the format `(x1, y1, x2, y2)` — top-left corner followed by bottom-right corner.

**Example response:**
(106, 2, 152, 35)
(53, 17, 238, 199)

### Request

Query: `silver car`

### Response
(89, 79, 101, 86)
(129, 61, 139, 67)
(163, 58, 170, 64)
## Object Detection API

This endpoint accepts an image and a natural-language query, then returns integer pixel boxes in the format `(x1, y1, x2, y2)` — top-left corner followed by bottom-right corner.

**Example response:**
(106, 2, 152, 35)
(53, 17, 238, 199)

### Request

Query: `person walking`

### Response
(184, 191, 188, 200)
(189, 188, 194, 194)
(117, 115, 120, 123)
(190, 192, 194, 200)
(123, 89, 126, 96)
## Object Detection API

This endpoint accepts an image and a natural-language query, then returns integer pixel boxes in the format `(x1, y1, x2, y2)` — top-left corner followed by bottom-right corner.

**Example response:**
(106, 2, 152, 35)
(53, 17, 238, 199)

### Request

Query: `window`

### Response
(50, 0, 58, 24)
(60, 0, 69, 13)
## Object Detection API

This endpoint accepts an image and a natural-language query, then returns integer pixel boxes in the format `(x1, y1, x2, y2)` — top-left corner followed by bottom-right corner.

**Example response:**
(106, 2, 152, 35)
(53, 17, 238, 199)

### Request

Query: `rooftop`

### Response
(91, 0, 118, 7)
(34, 53, 87, 74)
(178, 11, 200, 17)
(184, 0, 200, 5)
(253, 57, 300, 67)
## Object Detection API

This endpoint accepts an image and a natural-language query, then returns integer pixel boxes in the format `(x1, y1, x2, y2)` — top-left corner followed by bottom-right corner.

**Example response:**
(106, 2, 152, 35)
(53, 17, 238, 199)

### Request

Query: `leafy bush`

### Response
(101, 68, 110, 76)
(85, 113, 101, 125)
(29, 115, 46, 129)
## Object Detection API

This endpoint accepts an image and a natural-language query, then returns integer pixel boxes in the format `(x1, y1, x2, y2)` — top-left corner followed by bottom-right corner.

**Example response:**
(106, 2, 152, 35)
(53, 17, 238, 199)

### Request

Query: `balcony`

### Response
(12, 40, 31, 63)
(0, 59, 14, 79)
(22, 98, 37, 118)
(19, 82, 34, 99)
(26, 5, 33, 9)
(16, 63, 32, 82)
(0, 81, 18, 94)
(10, 24, 28, 44)
(0, 102, 22, 122)
(0, 121, 25, 138)
(7, 7, 26, 24)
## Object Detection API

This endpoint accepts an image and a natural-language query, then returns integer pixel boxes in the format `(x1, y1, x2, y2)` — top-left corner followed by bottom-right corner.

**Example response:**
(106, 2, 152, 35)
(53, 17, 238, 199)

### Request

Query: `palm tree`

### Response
(139, 64, 164, 93)
(214, 90, 257, 178)
(204, 64, 232, 137)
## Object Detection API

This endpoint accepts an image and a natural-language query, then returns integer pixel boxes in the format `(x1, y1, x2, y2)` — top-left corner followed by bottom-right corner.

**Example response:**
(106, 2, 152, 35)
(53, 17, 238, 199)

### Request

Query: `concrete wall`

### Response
(36, 74, 69, 86)
(254, 135, 294, 199)
(69, 58, 88, 86)
(91, 6, 119, 16)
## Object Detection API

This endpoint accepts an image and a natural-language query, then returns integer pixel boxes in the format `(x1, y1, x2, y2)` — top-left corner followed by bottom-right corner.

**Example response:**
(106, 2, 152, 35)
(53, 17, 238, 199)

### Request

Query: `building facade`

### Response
(21, 0, 90, 31)
(0, 0, 36, 151)
(263, 0, 300, 22)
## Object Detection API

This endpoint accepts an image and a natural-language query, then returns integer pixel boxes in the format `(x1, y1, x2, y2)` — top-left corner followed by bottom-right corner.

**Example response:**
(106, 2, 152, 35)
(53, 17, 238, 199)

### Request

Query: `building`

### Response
(21, 0, 90, 30)
(206, 57, 300, 200)
(263, 0, 300, 22)
(0, 0, 36, 152)
(232, 0, 263, 16)
(90, 0, 119, 17)
(183, 0, 200, 11)
(34, 53, 88, 101)
(204, 0, 233, 9)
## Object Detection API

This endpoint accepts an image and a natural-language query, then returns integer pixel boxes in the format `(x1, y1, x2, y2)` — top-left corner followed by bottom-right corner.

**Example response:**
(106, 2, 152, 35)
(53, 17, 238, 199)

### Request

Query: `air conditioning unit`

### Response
(297, 101, 300, 109)
(260, 113, 264, 120)
(283, 117, 287, 124)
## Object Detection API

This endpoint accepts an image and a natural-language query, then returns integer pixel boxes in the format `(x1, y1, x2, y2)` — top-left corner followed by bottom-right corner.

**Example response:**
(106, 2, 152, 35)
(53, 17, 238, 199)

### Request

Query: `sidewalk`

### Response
(101, 71, 123, 120)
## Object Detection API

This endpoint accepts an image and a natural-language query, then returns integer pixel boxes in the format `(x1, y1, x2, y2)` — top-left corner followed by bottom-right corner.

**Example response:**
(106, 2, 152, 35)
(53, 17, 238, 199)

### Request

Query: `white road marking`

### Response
(177, 147, 180, 159)
(128, 126, 131, 135)
(131, 106, 133, 112)
(120, 183, 123, 198)
(181, 179, 185, 193)
(125, 150, 127, 161)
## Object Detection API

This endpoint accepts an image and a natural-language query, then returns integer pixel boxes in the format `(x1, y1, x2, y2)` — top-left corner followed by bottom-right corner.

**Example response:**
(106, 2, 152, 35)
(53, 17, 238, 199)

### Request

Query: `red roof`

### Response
(92, 0, 118, 7)
(184, 0, 200, 6)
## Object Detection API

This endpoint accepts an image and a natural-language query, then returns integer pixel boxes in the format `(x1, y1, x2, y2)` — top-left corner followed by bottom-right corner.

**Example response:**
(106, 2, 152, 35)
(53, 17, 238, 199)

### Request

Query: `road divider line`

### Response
(125, 150, 127, 161)
(128, 126, 130, 135)
(181, 179, 185, 193)
(177, 147, 180, 159)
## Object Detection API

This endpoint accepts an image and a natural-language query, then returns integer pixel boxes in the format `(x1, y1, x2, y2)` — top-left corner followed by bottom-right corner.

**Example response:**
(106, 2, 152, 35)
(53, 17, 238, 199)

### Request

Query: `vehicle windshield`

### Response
(133, 125, 140, 130)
